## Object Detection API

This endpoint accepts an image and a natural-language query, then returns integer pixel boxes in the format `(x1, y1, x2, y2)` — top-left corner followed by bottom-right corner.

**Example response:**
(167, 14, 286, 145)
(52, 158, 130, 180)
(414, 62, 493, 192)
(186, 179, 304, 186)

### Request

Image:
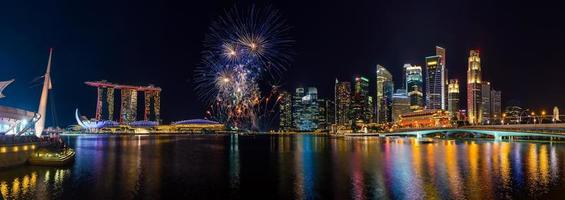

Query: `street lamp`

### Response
(542, 111, 546, 124)
(531, 112, 536, 124)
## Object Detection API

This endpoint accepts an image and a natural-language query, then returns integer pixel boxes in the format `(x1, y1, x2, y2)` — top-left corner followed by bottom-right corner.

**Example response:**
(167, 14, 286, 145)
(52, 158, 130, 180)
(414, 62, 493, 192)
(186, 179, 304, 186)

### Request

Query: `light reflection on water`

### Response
(1, 135, 565, 199)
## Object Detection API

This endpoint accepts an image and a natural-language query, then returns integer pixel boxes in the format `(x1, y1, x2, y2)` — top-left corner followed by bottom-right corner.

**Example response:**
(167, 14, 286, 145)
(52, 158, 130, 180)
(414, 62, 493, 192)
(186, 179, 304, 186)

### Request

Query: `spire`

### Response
(34, 48, 53, 137)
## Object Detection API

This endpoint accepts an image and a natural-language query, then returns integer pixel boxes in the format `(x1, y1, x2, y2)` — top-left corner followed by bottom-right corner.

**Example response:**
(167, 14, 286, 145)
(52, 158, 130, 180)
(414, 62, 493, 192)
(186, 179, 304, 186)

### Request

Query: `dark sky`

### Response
(1, 0, 564, 127)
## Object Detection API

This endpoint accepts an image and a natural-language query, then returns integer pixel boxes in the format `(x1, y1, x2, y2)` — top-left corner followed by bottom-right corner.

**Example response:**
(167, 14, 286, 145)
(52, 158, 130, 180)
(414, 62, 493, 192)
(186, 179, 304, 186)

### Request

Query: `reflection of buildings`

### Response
(404, 64, 424, 111)
(334, 80, 351, 127)
(293, 87, 319, 131)
(278, 91, 293, 131)
(392, 89, 410, 122)
(376, 65, 393, 124)
(467, 50, 482, 125)
(85, 81, 161, 124)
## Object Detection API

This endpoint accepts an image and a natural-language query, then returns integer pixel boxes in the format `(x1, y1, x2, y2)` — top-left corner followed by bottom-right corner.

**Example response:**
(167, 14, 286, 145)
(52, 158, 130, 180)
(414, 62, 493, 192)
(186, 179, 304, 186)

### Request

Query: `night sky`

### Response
(1, 0, 564, 127)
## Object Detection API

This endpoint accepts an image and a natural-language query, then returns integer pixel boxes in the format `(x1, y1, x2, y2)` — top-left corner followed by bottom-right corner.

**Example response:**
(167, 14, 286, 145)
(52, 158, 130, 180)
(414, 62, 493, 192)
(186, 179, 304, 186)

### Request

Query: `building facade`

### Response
(404, 64, 424, 111)
(376, 65, 394, 124)
(278, 91, 293, 131)
(352, 76, 371, 124)
(292, 87, 319, 131)
(392, 89, 410, 122)
(317, 99, 335, 131)
(425, 55, 447, 110)
(448, 79, 460, 120)
(490, 89, 502, 122)
(481, 82, 491, 123)
(467, 50, 483, 124)
(335, 80, 351, 127)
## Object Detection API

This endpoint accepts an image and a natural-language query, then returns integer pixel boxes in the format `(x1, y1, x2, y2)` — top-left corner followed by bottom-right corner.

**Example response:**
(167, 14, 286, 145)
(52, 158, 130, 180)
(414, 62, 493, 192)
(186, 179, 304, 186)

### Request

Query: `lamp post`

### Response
(502, 113, 507, 125)
(541, 111, 546, 124)
(531, 112, 536, 124)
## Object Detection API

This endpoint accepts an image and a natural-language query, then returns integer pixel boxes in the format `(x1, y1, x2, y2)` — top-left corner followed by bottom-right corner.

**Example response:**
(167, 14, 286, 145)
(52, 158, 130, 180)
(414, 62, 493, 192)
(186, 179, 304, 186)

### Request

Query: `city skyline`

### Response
(1, 0, 565, 127)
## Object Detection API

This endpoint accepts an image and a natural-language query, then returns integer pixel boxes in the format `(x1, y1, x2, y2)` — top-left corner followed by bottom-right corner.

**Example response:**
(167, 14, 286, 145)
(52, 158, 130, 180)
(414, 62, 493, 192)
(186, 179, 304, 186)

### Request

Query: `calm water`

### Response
(1, 134, 565, 199)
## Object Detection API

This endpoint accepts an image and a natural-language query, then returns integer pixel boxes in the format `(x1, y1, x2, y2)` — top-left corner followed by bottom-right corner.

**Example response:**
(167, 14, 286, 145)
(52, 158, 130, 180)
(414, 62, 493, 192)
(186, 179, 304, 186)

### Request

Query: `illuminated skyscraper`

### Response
(353, 76, 371, 124)
(392, 89, 410, 122)
(376, 65, 394, 124)
(404, 64, 424, 111)
(278, 91, 293, 131)
(490, 89, 502, 122)
(467, 50, 482, 124)
(448, 79, 460, 120)
(425, 55, 447, 110)
(481, 82, 491, 123)
(292, 87, 319, 131)
(335, 80, 351, 127)
(317, 99, 335, 131)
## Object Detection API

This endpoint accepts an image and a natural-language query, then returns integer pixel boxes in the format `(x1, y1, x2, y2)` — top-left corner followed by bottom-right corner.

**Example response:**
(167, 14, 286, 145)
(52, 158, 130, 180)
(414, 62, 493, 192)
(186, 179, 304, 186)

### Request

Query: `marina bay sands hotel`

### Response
(85, 80, 161, 124)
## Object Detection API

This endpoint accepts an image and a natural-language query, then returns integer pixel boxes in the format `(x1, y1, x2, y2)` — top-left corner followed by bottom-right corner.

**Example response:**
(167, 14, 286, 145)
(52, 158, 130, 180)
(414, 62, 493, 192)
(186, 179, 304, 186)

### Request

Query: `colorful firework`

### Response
(195, 6, 293, 131)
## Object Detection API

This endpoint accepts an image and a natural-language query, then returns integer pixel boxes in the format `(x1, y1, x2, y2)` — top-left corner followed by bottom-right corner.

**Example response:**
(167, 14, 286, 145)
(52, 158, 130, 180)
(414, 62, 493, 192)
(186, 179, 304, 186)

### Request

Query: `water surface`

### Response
(1, 134, 565, 199)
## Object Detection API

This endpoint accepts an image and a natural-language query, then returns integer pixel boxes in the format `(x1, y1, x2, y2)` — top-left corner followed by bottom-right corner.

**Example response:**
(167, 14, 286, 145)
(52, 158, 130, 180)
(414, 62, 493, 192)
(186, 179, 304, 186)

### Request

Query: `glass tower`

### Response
(404, 64, 424, 111)
(335, 80, 352, 127)
(376, 65, 394, 124)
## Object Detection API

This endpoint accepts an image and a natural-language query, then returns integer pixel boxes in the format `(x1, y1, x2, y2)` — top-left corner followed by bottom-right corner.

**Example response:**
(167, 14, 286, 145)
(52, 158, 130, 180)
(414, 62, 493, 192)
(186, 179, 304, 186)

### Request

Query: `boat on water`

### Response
(28, 147, 75, 167)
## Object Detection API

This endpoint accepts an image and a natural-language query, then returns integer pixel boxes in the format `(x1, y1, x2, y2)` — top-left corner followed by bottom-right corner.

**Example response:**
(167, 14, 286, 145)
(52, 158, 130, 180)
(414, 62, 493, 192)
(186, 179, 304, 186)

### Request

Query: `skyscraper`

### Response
(335, 80, 351, 127)
(293, 87, 319, 131)
(353, 76, 371, 124)
(448, 79, 460, 120)
(278, 91, 293, 131)
(376, 65, 394, 124)
(425, 53, 447, 110)
(481, 82, 491, 123)
(404, 64, 424, 111)
(317, 99, 335, 131)
(392, 89, 410, 122)
(467, 50, 482, 125)
(490, 89, 502, 122)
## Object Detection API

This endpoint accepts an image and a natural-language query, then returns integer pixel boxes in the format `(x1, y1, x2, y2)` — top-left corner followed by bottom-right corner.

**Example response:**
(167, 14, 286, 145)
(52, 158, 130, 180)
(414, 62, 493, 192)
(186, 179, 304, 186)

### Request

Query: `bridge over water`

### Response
(383, 124, 565, 141)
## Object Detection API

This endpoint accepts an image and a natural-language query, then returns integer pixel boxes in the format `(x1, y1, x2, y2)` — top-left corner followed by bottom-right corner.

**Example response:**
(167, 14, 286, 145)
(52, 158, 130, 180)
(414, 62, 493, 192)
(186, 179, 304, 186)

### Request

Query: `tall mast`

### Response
(34, 48, 53, 137)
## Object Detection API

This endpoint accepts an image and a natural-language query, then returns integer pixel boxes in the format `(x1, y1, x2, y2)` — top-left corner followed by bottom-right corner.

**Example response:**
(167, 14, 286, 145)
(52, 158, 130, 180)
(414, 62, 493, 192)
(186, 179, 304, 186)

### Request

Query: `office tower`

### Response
(467, 50, 482, 124)
(448, 79, 460, 120)
(404, 64, 424, 111)
(436, 46, 448, 109)
(392, 89, 410, 122)
(292, 87, 319, 131)
(367, 96, 374, 123)
(481, 82, 491, 123)
(278, 91, 293, 131)
(352, 76, 370, 124)
(425, 55, 447, 110)
(317, 99, 335, 131)
(490, 89, 502, 122)
(292, 87, 305, 128)
(376, 65, 394, 124)
(335, 80, 352, 127)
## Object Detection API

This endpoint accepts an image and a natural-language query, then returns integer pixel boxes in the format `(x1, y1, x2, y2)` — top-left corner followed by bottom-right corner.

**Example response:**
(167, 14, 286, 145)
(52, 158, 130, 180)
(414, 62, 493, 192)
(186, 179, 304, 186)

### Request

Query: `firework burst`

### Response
(195, 5, 293, 131)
